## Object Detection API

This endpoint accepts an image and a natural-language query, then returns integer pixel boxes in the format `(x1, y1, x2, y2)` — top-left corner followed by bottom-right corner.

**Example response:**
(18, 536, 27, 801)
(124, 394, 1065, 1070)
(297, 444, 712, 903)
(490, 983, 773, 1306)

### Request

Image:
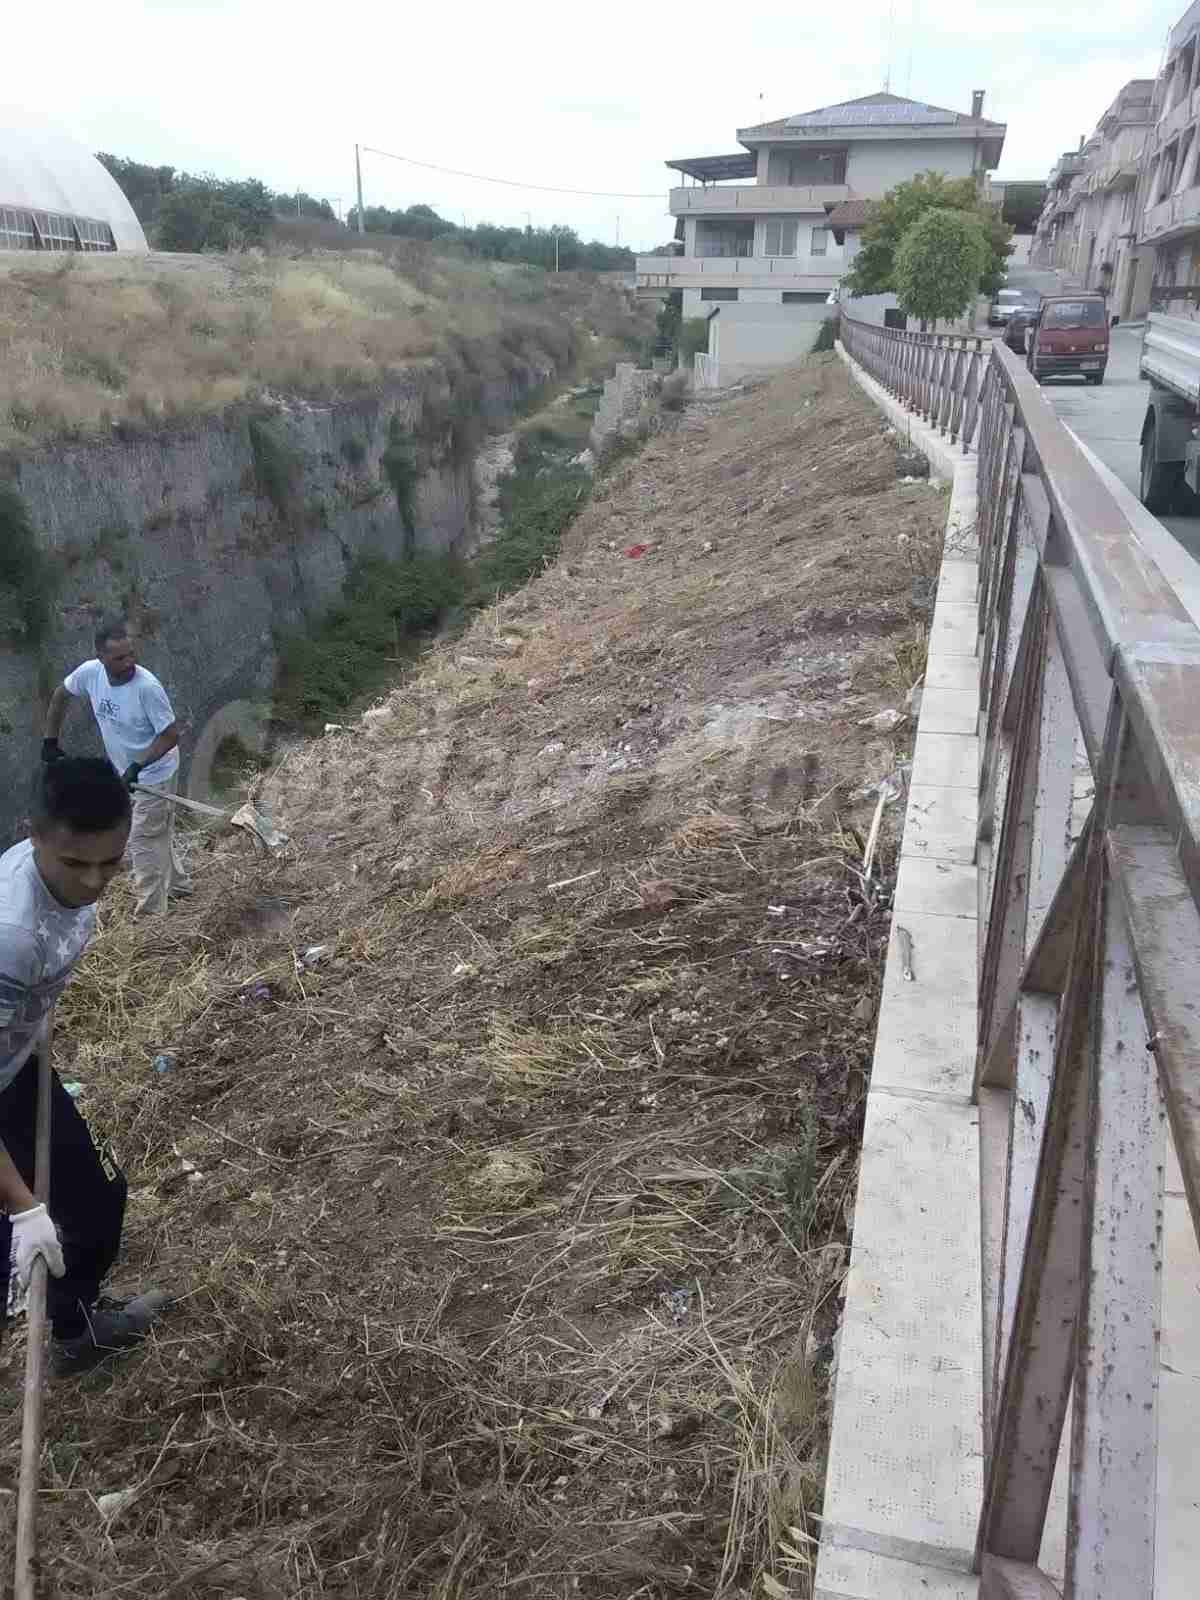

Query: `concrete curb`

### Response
(815, 347, 983, 1599)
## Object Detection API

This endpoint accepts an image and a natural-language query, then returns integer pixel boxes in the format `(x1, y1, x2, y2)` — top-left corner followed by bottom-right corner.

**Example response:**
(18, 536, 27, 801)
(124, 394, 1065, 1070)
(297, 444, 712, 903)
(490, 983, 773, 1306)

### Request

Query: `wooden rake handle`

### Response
(14, 1014, 54, 1600)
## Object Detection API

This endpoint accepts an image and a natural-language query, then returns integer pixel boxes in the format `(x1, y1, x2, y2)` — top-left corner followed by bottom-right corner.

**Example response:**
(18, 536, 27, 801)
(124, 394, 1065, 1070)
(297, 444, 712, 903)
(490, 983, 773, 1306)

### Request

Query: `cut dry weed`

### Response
(0, 358, 943, 1597)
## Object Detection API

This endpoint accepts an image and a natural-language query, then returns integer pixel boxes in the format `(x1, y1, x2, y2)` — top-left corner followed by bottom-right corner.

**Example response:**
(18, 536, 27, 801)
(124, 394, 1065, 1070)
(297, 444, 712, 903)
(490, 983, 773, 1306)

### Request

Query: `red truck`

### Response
(1024, 293, 1110, 386)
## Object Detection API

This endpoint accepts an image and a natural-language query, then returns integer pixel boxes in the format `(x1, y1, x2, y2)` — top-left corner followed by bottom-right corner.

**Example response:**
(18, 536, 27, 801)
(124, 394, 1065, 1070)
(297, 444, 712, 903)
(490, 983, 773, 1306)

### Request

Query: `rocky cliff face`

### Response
(0, 357, 550, 843)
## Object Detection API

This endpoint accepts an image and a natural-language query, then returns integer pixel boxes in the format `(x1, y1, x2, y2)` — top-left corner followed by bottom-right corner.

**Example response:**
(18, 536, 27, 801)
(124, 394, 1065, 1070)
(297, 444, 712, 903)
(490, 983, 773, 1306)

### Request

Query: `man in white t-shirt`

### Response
(43, 618, 193, 918)
(0, 758, 166, 1375)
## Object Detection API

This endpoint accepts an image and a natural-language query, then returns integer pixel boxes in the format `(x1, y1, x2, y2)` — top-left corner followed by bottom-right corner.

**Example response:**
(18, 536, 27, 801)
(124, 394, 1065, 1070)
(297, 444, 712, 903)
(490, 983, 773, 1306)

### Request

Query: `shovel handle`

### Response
(14, 1017, 54, 1600)
(130, 784, 231, 820)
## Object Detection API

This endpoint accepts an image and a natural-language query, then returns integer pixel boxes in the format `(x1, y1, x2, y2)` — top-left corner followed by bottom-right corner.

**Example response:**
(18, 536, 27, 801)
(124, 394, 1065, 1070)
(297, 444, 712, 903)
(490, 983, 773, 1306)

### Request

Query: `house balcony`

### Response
(1141, 183, 1200, 242)
(1096, 157, 1142, 191)
(1050, 153, 1085, 187)
(669, 183, 851, 217)
(1154, 86, 1200, 150)
(635, 253, 841, 296)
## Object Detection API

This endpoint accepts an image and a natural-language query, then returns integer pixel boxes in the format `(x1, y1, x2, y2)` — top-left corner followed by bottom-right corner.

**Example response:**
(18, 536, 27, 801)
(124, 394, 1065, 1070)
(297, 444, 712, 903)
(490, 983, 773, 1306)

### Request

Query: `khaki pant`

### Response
(129, 776, 193, 918)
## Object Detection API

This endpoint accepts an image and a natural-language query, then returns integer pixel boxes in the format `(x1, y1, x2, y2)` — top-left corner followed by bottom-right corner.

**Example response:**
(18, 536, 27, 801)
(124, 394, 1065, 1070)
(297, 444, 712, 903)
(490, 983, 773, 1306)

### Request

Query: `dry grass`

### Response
(0, 248, 649, 448)
(0, 359, 947, 1597)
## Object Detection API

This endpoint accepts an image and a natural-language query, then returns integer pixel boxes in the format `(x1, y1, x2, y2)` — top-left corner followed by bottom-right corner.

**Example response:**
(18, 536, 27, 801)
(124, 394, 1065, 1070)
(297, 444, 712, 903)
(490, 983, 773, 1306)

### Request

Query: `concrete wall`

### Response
(0, 359, 550, 844)
(708, 302, 825, 380)
(845, 138, 979, 194)
(682, 285, 831, 315)
(589, 362, 661, 452)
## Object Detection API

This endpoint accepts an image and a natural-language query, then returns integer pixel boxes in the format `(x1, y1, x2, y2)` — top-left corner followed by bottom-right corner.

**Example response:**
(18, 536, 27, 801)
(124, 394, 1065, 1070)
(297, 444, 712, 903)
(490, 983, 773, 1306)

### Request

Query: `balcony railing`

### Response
(669, 183, 850, 215)
(840, 310, 1200, 1597)
(1142, 182, 1200, 240)
(635, 253, 839, 287)
(694, 240, 754, 258)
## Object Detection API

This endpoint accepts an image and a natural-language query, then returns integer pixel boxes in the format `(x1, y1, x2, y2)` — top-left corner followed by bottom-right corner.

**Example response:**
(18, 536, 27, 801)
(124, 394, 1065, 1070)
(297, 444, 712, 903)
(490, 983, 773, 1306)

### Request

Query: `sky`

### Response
(3, 0, 1187, 251)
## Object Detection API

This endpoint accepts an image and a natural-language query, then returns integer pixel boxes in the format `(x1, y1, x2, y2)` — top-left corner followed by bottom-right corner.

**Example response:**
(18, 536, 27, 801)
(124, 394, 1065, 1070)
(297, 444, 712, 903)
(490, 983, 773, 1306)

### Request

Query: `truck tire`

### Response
(1140, 418, 1183, 514)
(1086, 370, 1105, 386)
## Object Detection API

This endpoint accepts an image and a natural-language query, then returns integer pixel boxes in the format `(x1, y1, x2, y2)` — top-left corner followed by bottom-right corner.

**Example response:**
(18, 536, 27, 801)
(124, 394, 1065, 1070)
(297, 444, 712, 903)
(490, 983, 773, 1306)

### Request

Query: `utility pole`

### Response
(355, 144, 366, 235)
(555, 231, 559, 272)
(616, 215, 621, 247)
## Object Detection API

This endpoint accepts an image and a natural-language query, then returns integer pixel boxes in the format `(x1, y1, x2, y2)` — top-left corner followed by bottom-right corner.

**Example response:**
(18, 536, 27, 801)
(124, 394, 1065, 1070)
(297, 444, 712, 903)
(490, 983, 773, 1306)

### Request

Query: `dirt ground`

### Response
(0, 357, 947, 1598)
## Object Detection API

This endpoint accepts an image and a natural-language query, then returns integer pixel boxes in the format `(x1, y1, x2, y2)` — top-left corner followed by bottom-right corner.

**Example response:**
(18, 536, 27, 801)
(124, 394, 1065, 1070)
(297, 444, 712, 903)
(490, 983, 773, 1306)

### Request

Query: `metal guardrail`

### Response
(844, 312, 1200, 1597)
(840, 314, 988, 452)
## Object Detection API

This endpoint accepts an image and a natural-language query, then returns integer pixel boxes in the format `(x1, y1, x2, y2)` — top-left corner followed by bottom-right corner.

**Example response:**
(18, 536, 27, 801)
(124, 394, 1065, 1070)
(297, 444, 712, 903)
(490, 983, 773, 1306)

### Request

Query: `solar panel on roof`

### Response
(785, 102, 959, 127)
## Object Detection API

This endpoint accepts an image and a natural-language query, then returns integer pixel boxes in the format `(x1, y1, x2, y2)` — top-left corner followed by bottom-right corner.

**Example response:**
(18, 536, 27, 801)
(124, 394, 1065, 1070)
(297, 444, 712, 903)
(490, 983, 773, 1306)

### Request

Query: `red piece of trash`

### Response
(624, 543, 649, 559)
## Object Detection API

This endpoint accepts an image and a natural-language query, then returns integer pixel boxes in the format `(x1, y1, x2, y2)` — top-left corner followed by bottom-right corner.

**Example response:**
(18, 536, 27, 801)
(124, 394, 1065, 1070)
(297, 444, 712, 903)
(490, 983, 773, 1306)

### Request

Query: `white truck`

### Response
(1138, 311, 1200, 512)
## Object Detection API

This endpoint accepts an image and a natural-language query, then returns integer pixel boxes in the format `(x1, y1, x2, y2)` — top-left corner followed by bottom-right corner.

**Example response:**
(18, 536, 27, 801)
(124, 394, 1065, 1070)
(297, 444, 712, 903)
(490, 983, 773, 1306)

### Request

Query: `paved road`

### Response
(1004, 264, 1200, 564)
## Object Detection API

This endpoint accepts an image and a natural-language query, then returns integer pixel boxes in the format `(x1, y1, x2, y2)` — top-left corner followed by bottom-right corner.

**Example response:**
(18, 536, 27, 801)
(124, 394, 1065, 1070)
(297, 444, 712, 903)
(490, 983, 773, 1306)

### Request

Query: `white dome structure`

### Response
(0, 112, 148, 253)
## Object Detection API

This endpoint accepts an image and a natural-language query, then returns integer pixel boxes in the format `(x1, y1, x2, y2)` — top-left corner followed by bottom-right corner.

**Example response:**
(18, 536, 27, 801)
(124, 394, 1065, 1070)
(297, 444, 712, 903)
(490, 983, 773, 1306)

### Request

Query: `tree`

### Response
(156, 176, 275, 252)
(96, 153, 177, 226)
(843, 171, 1011, 299)
(893, 208, 988, 330)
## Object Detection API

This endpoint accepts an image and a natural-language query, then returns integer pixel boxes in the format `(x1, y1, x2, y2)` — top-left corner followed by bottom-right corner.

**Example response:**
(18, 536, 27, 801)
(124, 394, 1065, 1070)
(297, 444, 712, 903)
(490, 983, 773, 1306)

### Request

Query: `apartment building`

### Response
(1030, 80, 1154, 316)
(1141, 1, 1200, 315)
(636, 91, 1006, 318)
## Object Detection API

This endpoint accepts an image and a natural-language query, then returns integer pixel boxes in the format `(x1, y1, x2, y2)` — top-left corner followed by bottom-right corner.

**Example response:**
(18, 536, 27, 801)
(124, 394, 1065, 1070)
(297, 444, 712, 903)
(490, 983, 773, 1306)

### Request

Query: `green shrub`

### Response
(0, 484, 57, 645)
(248, 417, 302, 521)
(678, 317, 710, 364)
(276, 553, 465, 722)
(813, 315, 839, 353)
(381, 418, 419, 544)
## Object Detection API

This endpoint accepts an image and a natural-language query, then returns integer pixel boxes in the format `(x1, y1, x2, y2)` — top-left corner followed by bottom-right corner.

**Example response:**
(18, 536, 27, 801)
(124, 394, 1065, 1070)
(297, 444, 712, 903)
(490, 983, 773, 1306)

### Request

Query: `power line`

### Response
(359, 144, 664, 201)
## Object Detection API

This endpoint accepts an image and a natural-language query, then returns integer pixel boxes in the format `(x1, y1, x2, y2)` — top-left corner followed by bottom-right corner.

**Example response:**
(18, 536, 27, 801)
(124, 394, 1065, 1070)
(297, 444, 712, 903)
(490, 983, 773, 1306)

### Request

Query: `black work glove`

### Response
(122, 762, 143, 791)
(41, 737, 63, 764)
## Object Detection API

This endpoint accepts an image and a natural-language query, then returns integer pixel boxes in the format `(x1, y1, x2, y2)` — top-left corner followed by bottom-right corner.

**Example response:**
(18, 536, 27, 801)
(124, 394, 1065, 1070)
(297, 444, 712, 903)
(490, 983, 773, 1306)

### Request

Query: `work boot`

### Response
(52, 1289, 170, 1378)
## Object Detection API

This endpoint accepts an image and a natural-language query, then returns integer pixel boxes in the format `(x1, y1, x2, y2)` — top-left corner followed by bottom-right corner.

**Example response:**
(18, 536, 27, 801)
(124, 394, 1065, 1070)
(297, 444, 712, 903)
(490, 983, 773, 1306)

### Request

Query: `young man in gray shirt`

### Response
(43, 616, 193, 918)
(0, 758, 165, 1375)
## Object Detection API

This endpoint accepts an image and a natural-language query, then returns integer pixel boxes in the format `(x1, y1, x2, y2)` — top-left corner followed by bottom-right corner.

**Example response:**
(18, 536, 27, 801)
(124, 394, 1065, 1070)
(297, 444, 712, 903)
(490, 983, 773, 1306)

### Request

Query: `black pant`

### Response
(0, 1056, 127, 1341)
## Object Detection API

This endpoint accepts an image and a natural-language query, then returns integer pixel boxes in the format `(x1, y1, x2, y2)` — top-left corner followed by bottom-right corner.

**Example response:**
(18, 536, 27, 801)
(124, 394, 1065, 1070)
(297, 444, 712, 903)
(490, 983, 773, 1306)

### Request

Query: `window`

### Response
(701, 287, 738, 302)
(33, 212, 79, 251)
(810, 227, 830, 256)
(1043, 299, 1107, 329)
(0, 207, 36, 249)
(763, 219, 798, 256)
(782, 291, 826, 303)
(0, 207, 117, 253)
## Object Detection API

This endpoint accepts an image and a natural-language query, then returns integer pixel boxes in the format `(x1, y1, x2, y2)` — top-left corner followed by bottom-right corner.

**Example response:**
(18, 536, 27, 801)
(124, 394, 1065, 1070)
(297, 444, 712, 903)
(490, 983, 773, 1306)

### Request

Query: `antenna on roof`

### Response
(884, 0, 897, 91)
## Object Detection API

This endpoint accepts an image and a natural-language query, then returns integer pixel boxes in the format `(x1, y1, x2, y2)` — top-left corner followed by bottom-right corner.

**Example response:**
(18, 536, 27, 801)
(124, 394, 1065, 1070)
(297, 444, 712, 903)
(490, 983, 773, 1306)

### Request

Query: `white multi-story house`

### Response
(1140, 1, 1200, 317)
(1030, 80, 1154, 316)
(636, 91, 1006, 318)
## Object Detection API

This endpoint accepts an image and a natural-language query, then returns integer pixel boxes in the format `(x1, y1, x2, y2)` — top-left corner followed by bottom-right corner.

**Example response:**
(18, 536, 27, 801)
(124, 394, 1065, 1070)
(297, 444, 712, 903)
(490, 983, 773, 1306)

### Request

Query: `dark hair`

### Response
(32, 758, 131, 836)
(94, 616, 129, 654)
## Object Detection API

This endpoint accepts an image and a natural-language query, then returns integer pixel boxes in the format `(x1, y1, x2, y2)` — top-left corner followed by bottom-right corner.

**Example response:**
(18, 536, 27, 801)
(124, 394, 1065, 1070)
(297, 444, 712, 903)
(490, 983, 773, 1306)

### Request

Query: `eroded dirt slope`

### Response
(0, 357, 946, 1598)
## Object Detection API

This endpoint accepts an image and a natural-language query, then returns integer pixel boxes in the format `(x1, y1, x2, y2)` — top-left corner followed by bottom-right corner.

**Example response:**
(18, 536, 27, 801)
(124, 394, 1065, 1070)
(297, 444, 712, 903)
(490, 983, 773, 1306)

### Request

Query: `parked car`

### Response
(1025, 294, 1110, 384)
(988, 288, 1027, 326)
(1004, 300, 1040, 354)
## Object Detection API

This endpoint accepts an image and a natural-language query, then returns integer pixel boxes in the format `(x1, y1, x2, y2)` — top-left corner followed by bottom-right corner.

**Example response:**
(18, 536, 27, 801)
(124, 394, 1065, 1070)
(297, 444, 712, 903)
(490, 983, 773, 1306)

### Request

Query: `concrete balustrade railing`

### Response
(841, 312, 1200, 1597)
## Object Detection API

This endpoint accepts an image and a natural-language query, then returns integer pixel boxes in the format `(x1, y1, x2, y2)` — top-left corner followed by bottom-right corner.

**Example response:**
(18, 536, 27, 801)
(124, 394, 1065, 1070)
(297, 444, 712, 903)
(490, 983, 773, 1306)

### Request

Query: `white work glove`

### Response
(9, 1203, 65, 1288)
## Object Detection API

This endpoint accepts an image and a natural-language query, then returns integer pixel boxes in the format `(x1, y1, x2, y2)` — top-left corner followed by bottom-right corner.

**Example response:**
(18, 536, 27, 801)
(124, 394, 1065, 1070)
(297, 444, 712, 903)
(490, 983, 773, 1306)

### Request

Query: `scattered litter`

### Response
(659, 1286, 691, 1323)
(296, 944, 331, 971)
(323, 723, 347, 735)
(152, 1054, 176, 1076)
(451, 960, 478, 978)
(857, 708, 907, 733)
(62, 1079, 84, 1098)
(623, 543, 650, 559)
(896, 925, 916, 981)
(767, 904, 787, 917)
(241, 980, 272, 1003)
(96, 1485, 141, 1523)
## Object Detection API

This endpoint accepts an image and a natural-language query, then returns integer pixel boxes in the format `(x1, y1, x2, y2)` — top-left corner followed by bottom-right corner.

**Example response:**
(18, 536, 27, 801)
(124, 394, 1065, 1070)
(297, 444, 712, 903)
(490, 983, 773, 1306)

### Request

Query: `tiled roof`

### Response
(827, 199, 873, 228)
